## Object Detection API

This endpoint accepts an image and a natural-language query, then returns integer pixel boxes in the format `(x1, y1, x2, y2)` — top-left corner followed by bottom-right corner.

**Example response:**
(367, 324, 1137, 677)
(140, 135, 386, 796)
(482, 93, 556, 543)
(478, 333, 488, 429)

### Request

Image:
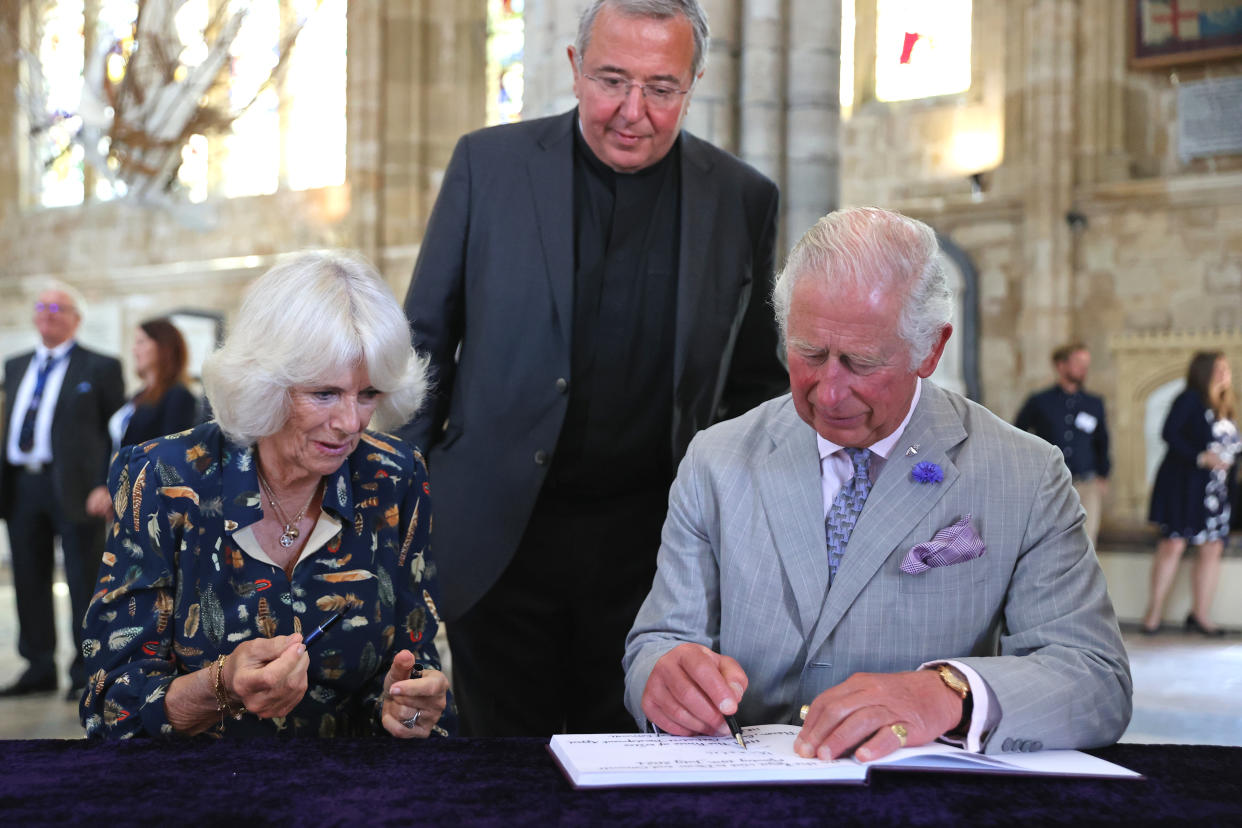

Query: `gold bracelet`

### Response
(212, 654, 246, 724)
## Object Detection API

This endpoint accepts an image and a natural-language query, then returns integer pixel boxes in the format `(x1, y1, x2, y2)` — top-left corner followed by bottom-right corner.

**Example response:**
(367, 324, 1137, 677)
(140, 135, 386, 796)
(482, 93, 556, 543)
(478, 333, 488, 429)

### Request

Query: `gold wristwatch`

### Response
(932, 664, 972, 736)
(934, 664, 970, 699)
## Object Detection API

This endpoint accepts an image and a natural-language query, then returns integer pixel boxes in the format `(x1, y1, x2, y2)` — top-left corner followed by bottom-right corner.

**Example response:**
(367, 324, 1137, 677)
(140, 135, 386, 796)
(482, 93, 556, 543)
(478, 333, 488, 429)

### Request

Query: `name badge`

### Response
(1074, 411, 1098, 434)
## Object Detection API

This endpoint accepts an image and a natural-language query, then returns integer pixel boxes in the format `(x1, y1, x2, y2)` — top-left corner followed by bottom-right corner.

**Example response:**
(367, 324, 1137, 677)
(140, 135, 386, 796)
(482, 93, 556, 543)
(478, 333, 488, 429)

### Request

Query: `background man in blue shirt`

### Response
(1015, 343, 1110, 547)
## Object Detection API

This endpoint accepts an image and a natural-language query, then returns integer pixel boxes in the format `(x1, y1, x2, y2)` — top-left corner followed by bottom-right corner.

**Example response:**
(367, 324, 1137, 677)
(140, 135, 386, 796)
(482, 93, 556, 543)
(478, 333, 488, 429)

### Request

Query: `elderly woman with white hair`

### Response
(80, 252, 454, 739)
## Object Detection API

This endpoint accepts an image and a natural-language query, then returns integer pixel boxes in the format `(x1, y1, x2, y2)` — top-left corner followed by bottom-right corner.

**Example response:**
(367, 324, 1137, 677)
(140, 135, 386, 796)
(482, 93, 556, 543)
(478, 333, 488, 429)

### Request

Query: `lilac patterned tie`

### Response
(826, 447, 872, 585)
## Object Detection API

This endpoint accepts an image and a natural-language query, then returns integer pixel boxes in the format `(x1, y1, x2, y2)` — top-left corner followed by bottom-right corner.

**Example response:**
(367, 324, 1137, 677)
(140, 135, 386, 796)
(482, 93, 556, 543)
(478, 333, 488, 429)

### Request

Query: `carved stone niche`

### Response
(1106, 329, 1242, 542)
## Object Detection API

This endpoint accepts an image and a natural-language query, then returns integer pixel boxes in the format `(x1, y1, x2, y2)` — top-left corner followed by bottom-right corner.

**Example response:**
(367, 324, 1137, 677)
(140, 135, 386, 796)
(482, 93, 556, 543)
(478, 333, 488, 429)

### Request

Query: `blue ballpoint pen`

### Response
(303, 608, 347, 647)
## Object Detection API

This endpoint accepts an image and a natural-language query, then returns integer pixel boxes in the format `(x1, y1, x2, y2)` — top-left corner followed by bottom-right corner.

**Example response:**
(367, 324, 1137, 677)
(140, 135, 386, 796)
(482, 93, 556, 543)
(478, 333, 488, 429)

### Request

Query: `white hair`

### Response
(36, 279, 88, 319)
(772, 207, 953, 369)
(202, 252, 428, 445)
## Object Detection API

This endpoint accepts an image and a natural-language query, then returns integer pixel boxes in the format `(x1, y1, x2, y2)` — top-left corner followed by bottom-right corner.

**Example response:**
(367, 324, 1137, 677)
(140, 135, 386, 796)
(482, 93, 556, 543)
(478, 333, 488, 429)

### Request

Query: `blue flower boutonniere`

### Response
(911, 461, 943, 484)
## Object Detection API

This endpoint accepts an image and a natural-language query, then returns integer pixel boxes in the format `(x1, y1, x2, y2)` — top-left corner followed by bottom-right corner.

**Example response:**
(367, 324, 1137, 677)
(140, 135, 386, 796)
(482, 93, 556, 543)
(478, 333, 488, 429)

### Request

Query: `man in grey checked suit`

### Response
(623, 207, 1131, 760)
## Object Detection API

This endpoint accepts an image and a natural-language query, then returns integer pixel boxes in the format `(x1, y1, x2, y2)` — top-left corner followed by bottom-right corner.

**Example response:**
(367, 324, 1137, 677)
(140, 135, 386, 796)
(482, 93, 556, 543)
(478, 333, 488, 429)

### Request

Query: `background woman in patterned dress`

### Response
(1143, 351, 1239, 636)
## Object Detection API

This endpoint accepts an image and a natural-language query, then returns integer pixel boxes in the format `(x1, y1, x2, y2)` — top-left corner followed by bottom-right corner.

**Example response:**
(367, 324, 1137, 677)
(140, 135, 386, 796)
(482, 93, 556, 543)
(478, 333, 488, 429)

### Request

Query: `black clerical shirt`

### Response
(543, 125, 681, 501)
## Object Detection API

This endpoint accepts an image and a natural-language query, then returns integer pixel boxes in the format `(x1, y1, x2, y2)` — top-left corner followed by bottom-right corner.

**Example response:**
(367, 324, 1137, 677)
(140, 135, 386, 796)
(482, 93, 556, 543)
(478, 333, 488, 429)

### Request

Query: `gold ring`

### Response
(890, 723, 908, 748)
(799, 704, 810, 722)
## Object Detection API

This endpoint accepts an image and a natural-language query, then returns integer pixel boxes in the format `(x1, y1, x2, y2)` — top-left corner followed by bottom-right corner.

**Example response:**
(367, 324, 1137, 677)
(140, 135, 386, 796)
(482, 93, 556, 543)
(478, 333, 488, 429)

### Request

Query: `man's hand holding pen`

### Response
(380, 649, 449, 739)
(641, 643, 748, 738)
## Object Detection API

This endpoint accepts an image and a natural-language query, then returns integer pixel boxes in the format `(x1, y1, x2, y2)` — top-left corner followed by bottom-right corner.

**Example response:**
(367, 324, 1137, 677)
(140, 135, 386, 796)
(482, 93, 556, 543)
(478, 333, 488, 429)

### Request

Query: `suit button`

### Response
(555, 377, 568, 393)
(1001, 738, 1014, 752)
(1030, 741, 1042, 752)
(534, 450, 549, 465)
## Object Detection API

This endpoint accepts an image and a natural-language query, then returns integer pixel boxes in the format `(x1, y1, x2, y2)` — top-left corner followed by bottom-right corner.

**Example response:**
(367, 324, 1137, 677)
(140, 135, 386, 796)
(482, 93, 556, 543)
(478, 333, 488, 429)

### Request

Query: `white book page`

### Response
(549, 725, 1141, 787)
(550, 725, 868, 786)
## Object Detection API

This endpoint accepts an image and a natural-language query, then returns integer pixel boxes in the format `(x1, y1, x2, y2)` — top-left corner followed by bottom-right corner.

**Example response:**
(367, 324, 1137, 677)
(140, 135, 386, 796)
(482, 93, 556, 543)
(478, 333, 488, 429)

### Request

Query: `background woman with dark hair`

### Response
(113, 318, 198, 449)
(1143, 351, 1239, 636)
(84, 318, 199, 519)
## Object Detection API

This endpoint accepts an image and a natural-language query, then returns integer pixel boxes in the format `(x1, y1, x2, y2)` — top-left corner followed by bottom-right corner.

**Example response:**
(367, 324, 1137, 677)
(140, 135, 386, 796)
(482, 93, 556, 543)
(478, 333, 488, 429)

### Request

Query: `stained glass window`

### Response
(29, 0, 85, 207)
(23, 0, 346, 208)
(874, 0, 971, 103)
(487, 0, 524, 124)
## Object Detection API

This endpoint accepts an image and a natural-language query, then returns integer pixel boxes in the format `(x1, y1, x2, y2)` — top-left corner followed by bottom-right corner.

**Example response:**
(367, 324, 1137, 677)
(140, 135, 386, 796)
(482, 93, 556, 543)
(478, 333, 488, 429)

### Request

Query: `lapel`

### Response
(51, 344, 86, 428)
(672, 131, 718, 401)
(526, 112, 577, 349)
(754, 398, 830, 640)
(4, 350, 34, 431)
(804, 383, 968, 657)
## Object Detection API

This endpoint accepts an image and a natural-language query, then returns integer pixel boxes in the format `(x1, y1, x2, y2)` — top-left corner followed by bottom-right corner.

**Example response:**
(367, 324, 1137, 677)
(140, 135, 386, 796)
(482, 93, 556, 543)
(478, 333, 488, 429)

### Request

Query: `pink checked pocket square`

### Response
(900, 514, 985, 575)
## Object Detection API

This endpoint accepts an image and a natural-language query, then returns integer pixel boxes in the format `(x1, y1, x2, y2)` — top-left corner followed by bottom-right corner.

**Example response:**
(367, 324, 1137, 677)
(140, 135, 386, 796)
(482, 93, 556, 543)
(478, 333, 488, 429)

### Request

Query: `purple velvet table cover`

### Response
(1, 738, 1239, 826)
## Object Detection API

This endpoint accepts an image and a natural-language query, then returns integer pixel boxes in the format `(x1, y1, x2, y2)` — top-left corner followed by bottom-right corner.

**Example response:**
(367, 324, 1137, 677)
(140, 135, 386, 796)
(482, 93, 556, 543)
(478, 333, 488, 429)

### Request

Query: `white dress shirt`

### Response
(814, 378, 997, 752)
(6, 340, 75, 466)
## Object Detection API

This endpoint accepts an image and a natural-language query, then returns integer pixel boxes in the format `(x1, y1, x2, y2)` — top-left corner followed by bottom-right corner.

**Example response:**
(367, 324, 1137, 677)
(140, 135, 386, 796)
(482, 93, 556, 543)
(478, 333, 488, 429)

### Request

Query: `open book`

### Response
(548, 725, 1141, 788)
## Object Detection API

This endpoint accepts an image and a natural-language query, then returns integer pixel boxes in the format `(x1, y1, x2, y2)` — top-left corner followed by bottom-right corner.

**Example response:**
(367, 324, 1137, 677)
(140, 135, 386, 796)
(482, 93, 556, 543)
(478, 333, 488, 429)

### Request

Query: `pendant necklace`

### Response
(256, 468, 321, 548)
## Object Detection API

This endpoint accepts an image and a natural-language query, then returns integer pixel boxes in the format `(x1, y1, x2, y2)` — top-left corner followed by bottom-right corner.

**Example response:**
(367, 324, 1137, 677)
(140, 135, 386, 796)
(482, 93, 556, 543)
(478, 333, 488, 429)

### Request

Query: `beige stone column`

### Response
(358, 0, 486, 289)
(347, 0, 385, 269)
(1075, 0, 1130, 185)
(521, 0, 581, 118)
(1014, 0, 1077, 385)
(784, 0, 841, 246)
(738, 0, 784, 188)
(686, 0, 740, 151)
(0, 1, 21, 221)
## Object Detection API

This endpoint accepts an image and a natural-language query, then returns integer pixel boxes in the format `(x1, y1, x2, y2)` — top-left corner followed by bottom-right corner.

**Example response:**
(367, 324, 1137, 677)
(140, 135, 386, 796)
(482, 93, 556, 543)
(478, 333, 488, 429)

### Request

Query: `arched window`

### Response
(840, 0, 973, 116)
(20, 0, 346, 208)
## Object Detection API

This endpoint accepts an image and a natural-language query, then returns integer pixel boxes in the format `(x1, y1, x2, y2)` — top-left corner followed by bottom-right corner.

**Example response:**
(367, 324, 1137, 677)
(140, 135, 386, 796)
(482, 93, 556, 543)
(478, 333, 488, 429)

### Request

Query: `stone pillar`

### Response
(738, 0, 785, 188)
(0, 0, 21, 221)
(1075, 1, 1130, 184)
(363, 0, 486, 289)
(347, 0, 385, 269)
(686, 0, 740, 151)
(522, 0, 581, 118)
(783, 0, 840, 247)
(1014, 0, 1077, 384)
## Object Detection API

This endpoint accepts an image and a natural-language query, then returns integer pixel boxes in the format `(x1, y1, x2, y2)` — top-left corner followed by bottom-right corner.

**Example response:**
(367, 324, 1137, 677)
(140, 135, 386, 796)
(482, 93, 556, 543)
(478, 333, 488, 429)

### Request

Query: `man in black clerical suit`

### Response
(1, 283, 124, 698)
(397, 0, 787, 735)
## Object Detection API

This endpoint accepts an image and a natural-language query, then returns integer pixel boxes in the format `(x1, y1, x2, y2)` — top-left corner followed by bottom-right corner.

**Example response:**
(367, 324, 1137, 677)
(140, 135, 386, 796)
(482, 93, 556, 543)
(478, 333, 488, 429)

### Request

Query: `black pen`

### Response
(304, 608, 347, 647)
(726, 715, 747, 749)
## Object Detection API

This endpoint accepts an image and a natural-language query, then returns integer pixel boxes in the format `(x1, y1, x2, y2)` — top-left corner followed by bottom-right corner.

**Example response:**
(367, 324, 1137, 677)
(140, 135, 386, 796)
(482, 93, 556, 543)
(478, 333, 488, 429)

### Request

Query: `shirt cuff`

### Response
(918, 659, 998, 753)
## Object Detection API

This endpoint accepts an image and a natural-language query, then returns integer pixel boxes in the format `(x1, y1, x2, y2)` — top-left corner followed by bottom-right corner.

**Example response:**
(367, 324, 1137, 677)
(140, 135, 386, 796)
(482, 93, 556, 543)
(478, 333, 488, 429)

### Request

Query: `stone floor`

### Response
(1, 569, 1239, 744)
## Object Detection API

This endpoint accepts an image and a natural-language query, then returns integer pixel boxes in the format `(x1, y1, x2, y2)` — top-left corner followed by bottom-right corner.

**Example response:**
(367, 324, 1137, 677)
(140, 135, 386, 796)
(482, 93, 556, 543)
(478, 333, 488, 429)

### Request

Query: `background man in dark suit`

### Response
(1, 283, 124, 698)
(1014, 343, 1110, 547)
(398, 0, 787, 735)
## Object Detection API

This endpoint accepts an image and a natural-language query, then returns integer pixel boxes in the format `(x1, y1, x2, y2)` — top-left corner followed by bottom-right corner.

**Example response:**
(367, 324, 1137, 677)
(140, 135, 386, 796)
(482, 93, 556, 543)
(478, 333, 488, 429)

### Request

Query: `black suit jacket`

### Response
(2, 343, 125, 523)
(398, 111, 788, 621)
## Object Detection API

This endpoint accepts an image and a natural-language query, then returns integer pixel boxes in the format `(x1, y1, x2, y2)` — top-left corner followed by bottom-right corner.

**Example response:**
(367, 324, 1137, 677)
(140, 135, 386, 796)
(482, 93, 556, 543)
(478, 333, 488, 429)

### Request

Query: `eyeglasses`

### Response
(34, 302, 75, 315)
(582, 73, 691, 108)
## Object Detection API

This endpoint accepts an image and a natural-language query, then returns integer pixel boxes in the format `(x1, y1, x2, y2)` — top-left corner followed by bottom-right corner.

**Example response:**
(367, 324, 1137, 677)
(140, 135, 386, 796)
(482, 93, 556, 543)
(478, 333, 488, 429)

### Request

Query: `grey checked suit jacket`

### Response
(623, 383, 1132, 754)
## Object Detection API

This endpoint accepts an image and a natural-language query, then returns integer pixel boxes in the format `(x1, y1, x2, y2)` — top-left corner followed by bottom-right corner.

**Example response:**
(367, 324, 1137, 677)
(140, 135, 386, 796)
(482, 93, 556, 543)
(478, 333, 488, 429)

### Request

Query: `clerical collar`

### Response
(574, 114, 681, 180)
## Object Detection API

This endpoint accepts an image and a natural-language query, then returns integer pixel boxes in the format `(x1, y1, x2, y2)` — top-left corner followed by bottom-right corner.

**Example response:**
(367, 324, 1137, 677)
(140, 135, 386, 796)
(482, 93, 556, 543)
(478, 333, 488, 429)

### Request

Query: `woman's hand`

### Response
(1199, 450, 1228, 471)
(380, 649, 449, 738)
(224, 634, 310, 719)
